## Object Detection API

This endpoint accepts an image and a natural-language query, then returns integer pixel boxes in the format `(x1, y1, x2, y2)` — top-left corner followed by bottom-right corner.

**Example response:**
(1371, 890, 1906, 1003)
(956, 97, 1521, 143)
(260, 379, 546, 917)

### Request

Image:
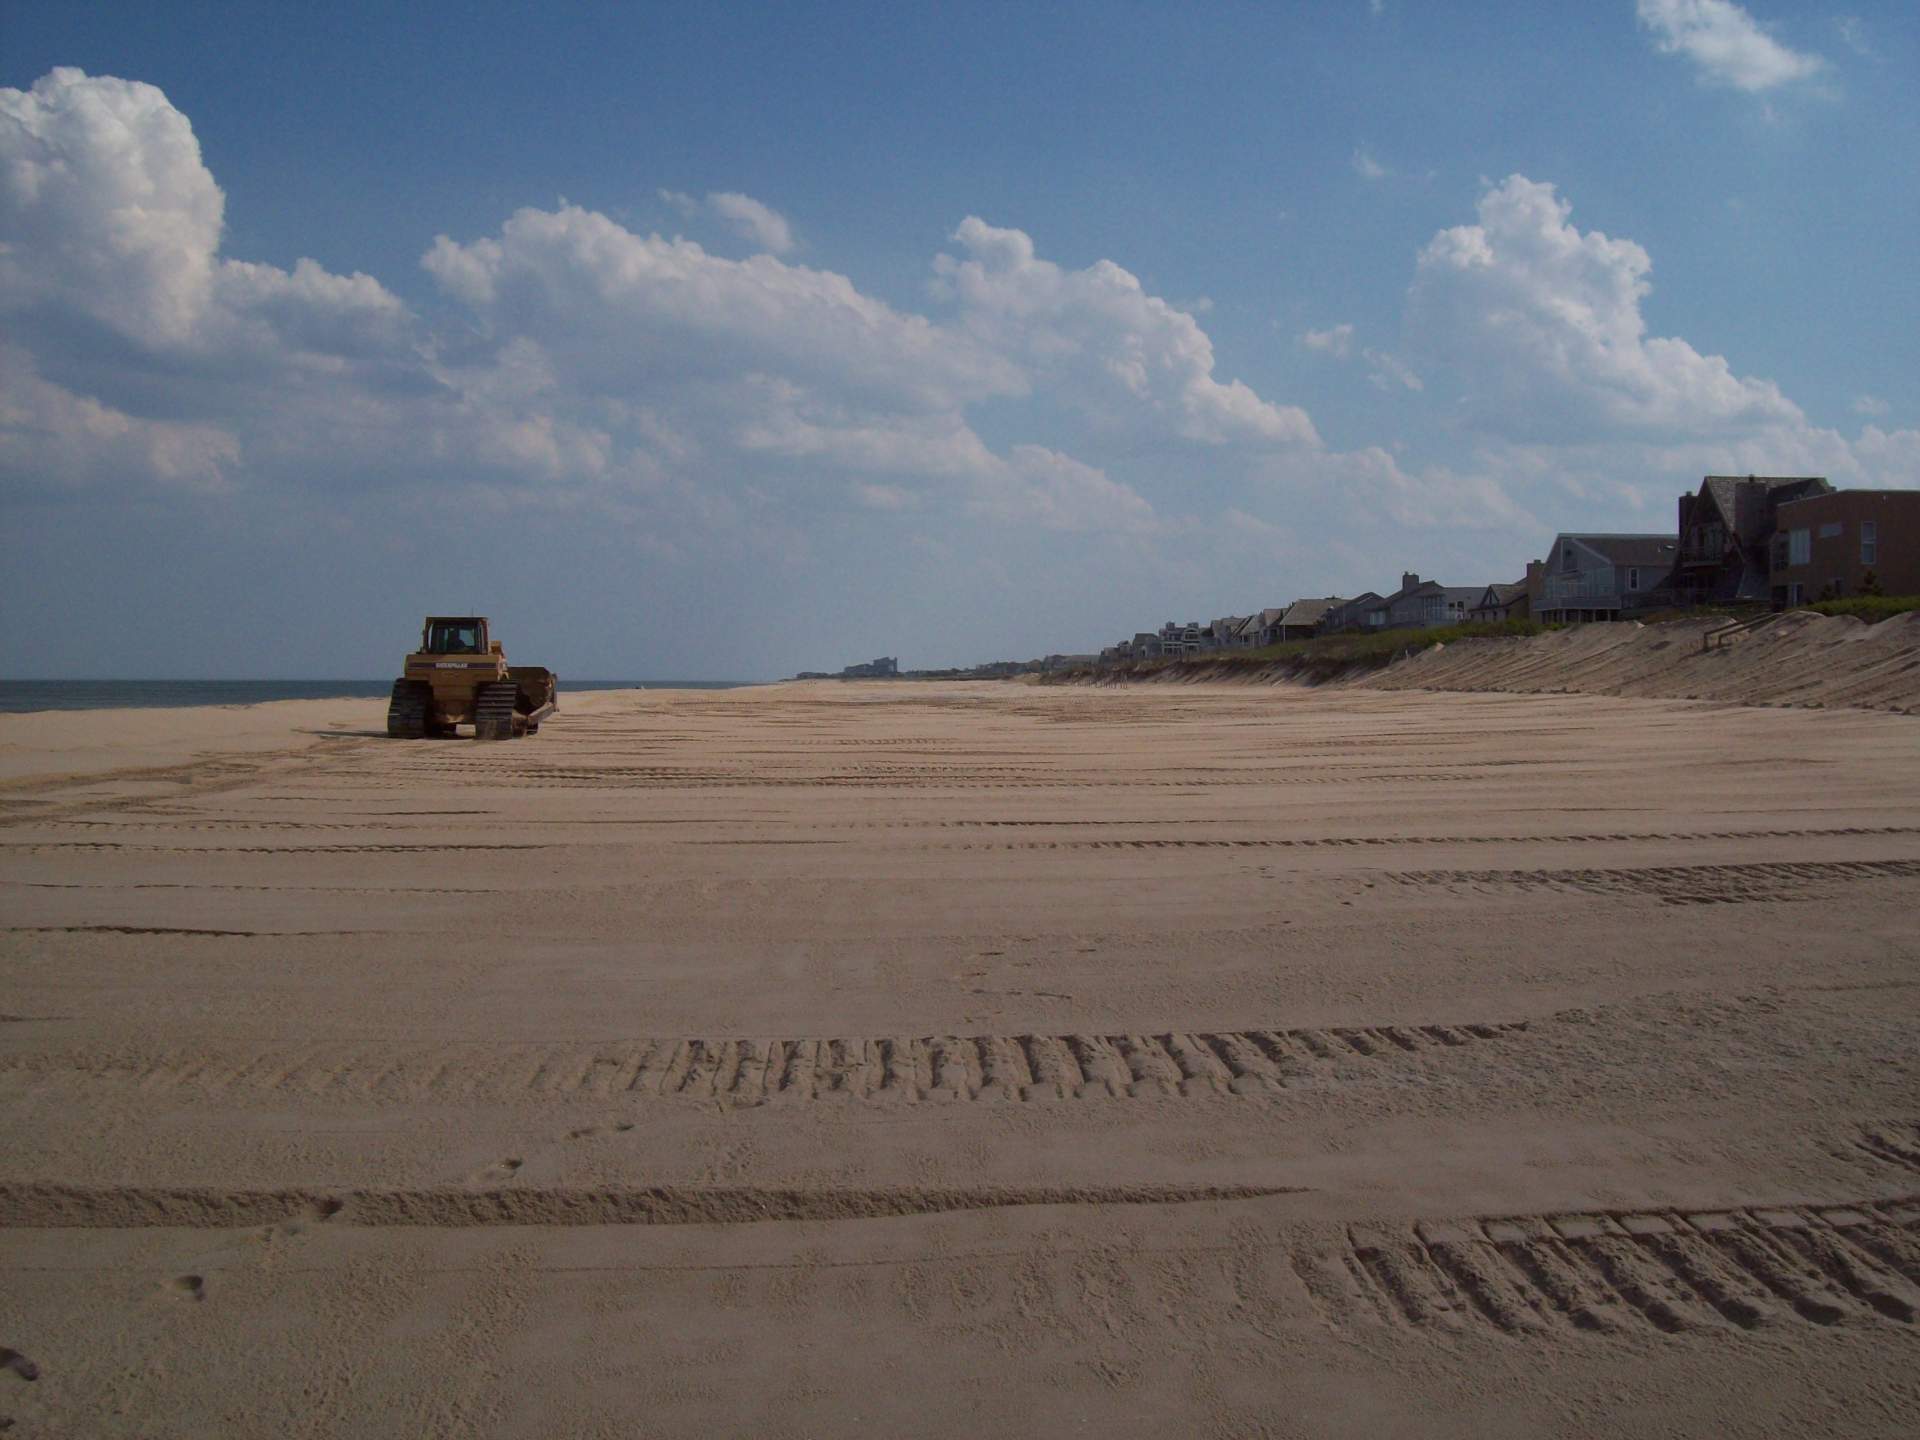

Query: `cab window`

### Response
(427, 621, 482, 653)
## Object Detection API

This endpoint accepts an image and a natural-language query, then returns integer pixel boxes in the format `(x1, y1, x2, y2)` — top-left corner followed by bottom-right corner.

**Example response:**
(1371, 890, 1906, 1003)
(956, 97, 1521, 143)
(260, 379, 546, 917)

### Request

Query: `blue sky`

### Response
(3, 2, 1915, 678)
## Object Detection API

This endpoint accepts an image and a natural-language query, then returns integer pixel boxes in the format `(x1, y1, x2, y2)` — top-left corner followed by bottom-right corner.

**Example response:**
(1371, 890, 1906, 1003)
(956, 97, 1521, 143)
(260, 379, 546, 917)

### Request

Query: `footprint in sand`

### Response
(564, 1122, 636, 1141)
(470, 1158, 524, 1184)
(164, 1275, 204, 1303)
(0, 1347, 38, 1381)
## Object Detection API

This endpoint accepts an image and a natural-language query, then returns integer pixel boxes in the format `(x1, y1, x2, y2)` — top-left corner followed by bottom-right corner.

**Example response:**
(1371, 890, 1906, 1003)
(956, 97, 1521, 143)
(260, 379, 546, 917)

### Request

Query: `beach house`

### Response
(1674, 475, 1831, 605)
(1768, 490, 1920, 604)
(1534, 534, 1678, 624)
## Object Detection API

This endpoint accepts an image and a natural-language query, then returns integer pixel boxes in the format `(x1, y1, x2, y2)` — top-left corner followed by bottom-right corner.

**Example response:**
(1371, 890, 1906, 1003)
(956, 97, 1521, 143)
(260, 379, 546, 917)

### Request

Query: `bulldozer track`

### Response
(0, 1180, 1304, 1229)
(1377, 858, 1920, 906)
(1313, 1196, 1920, 1339)
(933, 824, 1920, 852)
(473, 681, 520, 742)
(0, 841, 553, 855)
(0, 1021, 1526, 1104)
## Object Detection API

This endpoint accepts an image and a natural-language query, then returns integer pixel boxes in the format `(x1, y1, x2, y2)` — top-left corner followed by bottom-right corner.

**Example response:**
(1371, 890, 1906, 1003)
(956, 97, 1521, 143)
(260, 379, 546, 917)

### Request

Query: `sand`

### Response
(1, 680, 1917, 1437)
(1084, 610, 1920, 714)
(1363, 610, 1920, 711)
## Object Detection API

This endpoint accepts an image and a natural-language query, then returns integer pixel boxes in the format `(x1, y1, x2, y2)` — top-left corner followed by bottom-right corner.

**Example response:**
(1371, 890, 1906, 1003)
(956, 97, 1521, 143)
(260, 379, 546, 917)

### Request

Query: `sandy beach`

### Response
(2, 679, 1918, 1437)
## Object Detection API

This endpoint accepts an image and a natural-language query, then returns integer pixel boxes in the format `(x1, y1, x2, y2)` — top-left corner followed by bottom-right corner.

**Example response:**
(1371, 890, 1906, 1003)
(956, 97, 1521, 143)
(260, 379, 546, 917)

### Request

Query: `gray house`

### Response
(1319, 592, 1387, 634)
(1273, 596, 1343, 641)
(1469, 581, 1529, 623)
(1381, 573, 1482, 629)
(1536, 534, 1678, 623)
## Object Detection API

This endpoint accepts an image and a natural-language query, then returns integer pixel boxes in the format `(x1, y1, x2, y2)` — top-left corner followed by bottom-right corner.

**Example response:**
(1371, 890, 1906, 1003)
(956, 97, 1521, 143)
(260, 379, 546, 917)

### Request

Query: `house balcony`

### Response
(1541, 575, 1621, 607)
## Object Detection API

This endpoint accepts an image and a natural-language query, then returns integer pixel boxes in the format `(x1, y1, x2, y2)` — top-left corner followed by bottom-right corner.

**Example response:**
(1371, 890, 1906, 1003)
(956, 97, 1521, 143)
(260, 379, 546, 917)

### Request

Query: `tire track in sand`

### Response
(1306, 1196, 1920, 1340)
(0, 1022, 1527, 1105)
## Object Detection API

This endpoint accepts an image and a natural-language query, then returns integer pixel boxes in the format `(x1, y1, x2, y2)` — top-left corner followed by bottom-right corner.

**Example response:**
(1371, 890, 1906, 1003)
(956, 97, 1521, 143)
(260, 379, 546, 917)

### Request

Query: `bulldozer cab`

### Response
(423, 617, 488, 655)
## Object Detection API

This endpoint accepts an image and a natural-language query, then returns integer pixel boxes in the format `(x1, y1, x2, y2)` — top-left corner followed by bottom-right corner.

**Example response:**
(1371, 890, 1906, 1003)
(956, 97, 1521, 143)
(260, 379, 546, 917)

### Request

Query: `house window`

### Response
(1862, 520, 1877, 566)
(1562, 544, 1577, 572)
(1626, 567, 1640, 592)
(1788, 529, 1810, 566)
(1819, 522, 1842, 540)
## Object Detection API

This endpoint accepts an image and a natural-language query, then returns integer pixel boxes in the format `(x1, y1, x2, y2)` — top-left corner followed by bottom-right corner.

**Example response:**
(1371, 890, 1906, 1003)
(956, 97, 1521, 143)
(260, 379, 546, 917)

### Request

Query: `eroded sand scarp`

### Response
(1, 682, 1917, 1438)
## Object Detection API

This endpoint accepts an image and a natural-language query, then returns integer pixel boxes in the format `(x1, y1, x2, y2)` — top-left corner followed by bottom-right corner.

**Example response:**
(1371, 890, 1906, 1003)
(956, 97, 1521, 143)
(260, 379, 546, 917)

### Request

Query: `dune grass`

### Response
(1807, 594, 1920, 622)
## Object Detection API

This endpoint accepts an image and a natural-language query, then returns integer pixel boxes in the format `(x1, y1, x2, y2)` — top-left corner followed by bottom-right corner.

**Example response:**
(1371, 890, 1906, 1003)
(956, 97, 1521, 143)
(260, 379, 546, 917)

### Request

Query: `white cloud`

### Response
(1352, 146, 1389, 180)
(853, 482, 917, 511)
(656, 189, 795, 253)
(3, 66, 1315, 560)
(1407, 174, 1801, 439)
(1301, 324, 1356, 359)
(0, 342, 240, 495)
(934, 217, 1318, 447)
(1835, 16, 1872, 58)
(1364, 348, 1423, 392)
(1851, 394, 1888, 418)
(0, 68, 223, 346)
(968, 445, 1157, 534)
(424, 205, 1019, 413)
(1636, 0, 1825, 92)
(706, 192, 794, 254)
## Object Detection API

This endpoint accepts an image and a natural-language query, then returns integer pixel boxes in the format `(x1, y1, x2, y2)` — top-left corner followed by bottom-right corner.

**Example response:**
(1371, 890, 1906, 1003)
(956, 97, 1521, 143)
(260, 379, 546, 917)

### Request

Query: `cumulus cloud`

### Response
(658, 188, 794, 253)
(1258, 443, 1540, 534)
(0, 68, 431, 495)
(0, 68, 223, 346)
(1364, 349, 1423, 392)
(1636, 0, 1825, 92)
(933, 217, 1318, 447)
(1301, 324, 1356, 359)
(0, 342, 240, 495)
(3, 64, 1316, 560)
(424, 205, 1017, 413)
(1352, 146, 1389, 180)
(968, 445, 1157, 534)
(706, 192, 794, 254)
(1851, 394, 1889, 418)
(1407, 174, 1801, 439)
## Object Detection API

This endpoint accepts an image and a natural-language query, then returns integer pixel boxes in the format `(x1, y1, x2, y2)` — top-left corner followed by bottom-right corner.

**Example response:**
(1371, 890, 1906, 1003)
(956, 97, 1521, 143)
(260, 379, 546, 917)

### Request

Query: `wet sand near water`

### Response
(1, 681, 1917, 1437)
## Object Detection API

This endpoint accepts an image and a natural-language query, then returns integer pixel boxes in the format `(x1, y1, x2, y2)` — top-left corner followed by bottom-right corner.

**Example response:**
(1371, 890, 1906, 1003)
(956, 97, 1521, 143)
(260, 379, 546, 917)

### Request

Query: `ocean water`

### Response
(0, 680, 752, 715)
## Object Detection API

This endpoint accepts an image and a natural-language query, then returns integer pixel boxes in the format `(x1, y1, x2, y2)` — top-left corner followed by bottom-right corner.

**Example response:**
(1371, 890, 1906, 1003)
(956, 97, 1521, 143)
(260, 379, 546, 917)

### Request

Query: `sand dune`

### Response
(1365, 610, 1920, 711)
(1, 681, 1917, 1436)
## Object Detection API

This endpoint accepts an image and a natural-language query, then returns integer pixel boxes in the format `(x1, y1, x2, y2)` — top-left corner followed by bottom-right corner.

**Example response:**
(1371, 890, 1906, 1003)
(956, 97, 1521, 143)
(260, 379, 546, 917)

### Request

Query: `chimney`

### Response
(1401, 571, 1419, 591)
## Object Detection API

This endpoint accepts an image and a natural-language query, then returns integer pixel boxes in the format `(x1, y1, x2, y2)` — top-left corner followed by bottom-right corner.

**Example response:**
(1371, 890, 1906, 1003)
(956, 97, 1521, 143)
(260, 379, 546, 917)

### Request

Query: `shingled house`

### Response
(1469, 581, 1530, 623)
(1319, 592, 1386, 634)
(1535, 534, 1678, 623)
(1276, 596, 1344, 640)
(1675, 475, 1831, 604)
(1382, 573, 1482, 629)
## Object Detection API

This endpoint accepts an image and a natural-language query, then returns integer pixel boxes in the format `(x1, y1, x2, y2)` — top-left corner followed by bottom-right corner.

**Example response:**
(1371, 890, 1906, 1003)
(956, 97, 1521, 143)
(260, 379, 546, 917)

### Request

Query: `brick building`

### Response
(1769, 490, 1920, 604)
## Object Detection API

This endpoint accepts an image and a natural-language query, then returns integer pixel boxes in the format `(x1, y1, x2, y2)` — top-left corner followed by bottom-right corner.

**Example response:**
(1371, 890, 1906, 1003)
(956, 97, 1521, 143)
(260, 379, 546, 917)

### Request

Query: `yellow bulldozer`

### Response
(386, 616, 558, 740)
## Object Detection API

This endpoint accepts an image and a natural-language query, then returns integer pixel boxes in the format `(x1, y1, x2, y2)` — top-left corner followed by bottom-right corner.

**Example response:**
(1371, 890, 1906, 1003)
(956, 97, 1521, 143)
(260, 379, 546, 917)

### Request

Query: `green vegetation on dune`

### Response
(1054, 620, 1550, 683)
(1053, 601, 1919, 686)
(1806, 595, 1920, 622)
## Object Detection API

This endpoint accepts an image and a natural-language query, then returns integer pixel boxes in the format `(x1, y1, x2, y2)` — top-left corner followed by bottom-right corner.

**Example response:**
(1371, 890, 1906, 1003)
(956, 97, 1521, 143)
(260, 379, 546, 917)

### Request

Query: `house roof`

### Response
(1385, 578, 1482, 608)
(1279, 596, 1343, 627)
(1558, 532, 1678, 569)
(1476, 582, 1528, 606)
(1698, 476, 1830, 533)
